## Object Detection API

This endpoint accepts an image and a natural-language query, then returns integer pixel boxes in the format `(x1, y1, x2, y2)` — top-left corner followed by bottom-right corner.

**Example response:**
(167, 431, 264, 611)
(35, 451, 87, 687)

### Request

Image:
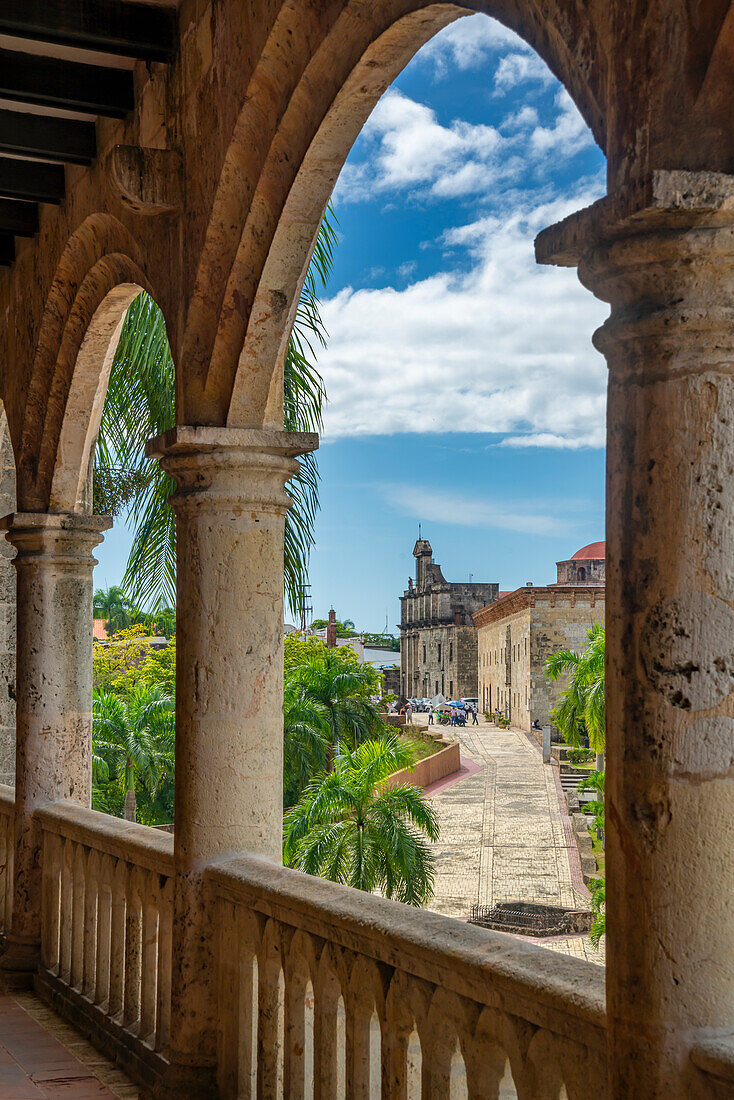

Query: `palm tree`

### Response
(93, 585, 132, 635)
(283, 678, 330, 809)
(93, 684, 175, 822)
(544, 621, 605, 763)
(94, 207, 337, 614)
(283, 736, 440, 905)
(290, 646, 385, 768)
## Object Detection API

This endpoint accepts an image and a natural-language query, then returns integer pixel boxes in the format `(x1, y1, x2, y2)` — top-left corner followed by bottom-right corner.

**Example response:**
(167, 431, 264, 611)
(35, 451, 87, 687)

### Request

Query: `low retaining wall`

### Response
(385, 739, 460, 790)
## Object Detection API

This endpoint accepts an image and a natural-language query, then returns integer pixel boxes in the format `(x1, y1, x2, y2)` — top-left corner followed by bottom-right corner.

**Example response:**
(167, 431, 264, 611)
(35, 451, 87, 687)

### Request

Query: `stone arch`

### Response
(180, 0, 606, 429)
(16, 214, 159, 512)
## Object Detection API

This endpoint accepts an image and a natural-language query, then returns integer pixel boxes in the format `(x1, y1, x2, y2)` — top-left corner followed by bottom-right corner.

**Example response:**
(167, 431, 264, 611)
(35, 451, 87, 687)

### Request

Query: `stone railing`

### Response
(207, 853, 608, 1099)
(0, 782, 13, 937)
(35, 800, 173, 1084)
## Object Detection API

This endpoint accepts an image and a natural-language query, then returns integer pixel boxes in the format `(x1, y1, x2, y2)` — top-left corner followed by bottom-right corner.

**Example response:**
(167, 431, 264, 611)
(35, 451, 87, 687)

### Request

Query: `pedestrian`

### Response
(428, 704, 434, 725)
(471, 704, 478, 725)
(406, 701, 413, 724)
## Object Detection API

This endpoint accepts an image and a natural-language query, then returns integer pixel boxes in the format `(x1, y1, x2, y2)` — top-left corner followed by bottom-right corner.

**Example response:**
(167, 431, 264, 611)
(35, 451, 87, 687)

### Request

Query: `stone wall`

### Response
(476, 588, 604, 729)
(0, 416, 16, 785)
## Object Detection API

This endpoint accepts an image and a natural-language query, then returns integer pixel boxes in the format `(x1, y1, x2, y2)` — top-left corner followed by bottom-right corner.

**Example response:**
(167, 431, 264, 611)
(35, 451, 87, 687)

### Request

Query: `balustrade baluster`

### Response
(82, 848, 99, 998)
(314, 977, 342, 1100)
(95, 854, 113, 1010)
(40, 831, 61, 974)
(70, 842, 87, 990)
(217, 900, 242, 1098)
(0, 811, 7, 934)
(346, 1004, 374, 1100)
(108, 858, 127, 1019)
(139, 876, 159, 1043)
(123, 864, 142, 1033)
(284, 971, 310, 1100)
(155, 875, 173, 1052)
(2, 814, 12, 933)
(258, 960, 285, 1100)
(59, 837, 74, 984)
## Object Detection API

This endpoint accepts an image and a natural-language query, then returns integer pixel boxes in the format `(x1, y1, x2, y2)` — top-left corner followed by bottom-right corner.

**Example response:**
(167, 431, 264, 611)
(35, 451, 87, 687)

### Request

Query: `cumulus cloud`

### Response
(417, 14, 530, 76)
(382, 485, 577, 536)
(494, 52, 555, 93)
(317, 187, 608, 447)
(335, 86, 593, 205)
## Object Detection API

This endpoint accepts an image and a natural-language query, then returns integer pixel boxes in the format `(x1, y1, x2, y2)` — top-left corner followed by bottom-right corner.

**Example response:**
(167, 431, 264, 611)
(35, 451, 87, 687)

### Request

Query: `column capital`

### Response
(145, 426, 319, 514)
(0, 513, 111, 566)
(535, 169, 734, 268)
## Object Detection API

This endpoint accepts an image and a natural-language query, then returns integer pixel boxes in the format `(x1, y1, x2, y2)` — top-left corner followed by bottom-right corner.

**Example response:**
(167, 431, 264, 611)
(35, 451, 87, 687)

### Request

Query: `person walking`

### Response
(471, 704, 478, 725)
(427, 704, 434, 726)
(406, 701, 413, 725)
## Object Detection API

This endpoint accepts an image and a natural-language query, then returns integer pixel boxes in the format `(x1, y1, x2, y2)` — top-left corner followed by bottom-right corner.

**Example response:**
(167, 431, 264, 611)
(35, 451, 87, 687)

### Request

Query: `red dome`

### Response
(571, 541, 605, 560)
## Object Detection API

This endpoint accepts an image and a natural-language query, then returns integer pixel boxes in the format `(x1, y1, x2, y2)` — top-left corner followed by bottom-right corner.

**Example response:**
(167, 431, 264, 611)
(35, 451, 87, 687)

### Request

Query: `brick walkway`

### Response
(0, 993, 138, 1099)
(425, 718, 605, 965)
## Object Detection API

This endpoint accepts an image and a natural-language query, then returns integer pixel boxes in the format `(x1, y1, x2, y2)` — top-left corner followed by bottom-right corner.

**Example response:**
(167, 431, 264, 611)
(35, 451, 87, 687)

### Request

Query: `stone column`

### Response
(0, 513, 110, 983)
(538, 171, 734, 1098)
(146, 426, 317, 1096)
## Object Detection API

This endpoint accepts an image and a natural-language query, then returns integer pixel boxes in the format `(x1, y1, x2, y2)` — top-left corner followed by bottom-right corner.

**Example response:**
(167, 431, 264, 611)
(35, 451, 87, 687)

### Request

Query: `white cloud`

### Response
(317, 187, 608, 448)
(530, 89, 592, 156)
(382, 485, 576, 536)
(418, 14, 530, 76)
(335, 84, 592, 206)
(494, 52, 554, 93)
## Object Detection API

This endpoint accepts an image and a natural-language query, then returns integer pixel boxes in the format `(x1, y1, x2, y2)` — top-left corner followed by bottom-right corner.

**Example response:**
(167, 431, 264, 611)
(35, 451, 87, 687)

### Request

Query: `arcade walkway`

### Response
(0, 993, 138, 1099)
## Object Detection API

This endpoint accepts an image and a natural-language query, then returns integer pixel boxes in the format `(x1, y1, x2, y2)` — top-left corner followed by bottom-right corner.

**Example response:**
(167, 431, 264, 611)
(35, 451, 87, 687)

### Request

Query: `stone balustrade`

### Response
(0, 782, 13, 937)
(207, 853, 608, 1099)
(0, 792, 727, 1096)
(34, 799, 173, 1084)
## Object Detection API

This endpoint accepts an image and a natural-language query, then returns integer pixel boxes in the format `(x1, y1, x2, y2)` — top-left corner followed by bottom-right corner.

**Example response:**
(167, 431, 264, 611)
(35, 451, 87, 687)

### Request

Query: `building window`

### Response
(578, 566, 586, 581)
(422, 644, 426, 662)
(449, 681, 453, 698)
(437, 643, 442, 664)
(449, 642, 453, 662)
(436, 680, 439, 695)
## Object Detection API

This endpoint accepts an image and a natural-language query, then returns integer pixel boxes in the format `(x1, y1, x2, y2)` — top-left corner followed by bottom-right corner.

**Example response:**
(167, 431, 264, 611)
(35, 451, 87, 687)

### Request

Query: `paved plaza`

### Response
(425, 718, 605, 965)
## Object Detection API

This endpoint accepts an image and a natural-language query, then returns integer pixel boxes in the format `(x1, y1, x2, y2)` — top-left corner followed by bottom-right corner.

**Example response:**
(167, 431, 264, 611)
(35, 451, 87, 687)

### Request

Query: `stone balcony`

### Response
(0, 785, 732, 1098)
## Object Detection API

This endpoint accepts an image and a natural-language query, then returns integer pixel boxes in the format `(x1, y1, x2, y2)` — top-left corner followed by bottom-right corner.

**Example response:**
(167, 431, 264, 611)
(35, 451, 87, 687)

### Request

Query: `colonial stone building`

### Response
(475, 543, 605, 728)
(400, 537, 498, 699)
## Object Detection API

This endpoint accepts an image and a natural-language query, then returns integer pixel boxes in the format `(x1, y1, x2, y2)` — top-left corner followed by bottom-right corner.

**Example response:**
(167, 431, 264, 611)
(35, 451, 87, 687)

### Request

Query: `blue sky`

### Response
(95, 14, 608, 632)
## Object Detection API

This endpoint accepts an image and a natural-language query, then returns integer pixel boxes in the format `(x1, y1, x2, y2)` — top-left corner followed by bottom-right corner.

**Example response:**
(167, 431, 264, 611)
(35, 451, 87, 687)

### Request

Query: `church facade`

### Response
(474, 542, 605, 729)
(399, 538, 498, 700)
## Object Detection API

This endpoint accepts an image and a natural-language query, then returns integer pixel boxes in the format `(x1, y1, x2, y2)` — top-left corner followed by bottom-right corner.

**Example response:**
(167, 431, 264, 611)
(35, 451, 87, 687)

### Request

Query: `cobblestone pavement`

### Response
(425, 718, 605, 966)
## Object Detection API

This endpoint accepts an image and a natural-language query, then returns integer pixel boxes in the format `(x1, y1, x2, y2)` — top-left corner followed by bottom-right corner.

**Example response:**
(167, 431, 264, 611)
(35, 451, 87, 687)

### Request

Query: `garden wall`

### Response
(385, 739, 460, 790)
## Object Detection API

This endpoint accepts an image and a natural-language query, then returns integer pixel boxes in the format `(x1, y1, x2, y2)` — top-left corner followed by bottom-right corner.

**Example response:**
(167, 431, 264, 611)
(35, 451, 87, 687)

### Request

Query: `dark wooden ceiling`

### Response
(0, 1, 177, 265)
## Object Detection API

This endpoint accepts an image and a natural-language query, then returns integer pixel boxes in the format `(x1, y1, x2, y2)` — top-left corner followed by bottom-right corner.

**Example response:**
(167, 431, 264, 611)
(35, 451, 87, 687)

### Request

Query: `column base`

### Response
(0, 934, 40, 990)
(150, 1060, 218, 1099)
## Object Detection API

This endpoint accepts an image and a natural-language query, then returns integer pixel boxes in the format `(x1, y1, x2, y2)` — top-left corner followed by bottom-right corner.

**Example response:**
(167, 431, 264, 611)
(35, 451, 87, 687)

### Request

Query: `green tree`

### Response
(94, 208, 337, 614)
(544, 622, 605, 757)
(588, 878, 606, 948)
(283, 679, 329, 809)
(283, 736, 440, 905)
(289, 645, 385, 769)
(93, 684, 175, 822)
(93, 585, 133, 634)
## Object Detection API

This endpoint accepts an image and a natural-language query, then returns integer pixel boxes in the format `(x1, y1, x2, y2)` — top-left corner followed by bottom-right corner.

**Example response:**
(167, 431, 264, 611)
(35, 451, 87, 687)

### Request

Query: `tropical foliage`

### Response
(93, 207, 337, 615)
(287, 645, 385, 770)
(283, 736, 440, 905)
(588, 878, 606, 948)
(94, 587, 176, 638)
(93, 626, 176, 698)
(92, 684, 175, 824)
(543, 621, 605, 754)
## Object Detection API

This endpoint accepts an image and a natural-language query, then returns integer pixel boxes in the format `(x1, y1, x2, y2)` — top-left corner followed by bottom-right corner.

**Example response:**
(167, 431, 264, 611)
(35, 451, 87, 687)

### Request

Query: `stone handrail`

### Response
(35, 800, 173, 1081)
(207, 853, 608, 1098)
(0, 783, 13, 937)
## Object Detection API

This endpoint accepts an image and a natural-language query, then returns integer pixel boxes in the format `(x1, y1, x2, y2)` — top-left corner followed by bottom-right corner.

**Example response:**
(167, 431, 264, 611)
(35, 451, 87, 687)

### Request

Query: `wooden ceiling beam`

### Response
(0, 199, 39, 236)
(0, 47, 134, 118)
(0, 109, 96, 165)
(0, 234, 16, 266)
(0, 159, 65, 204)
(0, 1, 176, 63)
